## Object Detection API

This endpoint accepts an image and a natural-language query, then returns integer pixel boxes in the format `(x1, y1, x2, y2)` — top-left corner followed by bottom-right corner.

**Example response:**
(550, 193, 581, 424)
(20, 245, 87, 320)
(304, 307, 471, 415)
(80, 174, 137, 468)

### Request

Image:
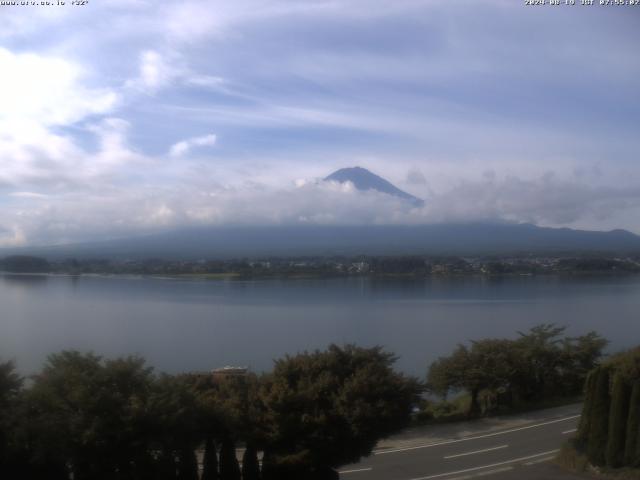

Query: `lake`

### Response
(1, 274, 639, 377)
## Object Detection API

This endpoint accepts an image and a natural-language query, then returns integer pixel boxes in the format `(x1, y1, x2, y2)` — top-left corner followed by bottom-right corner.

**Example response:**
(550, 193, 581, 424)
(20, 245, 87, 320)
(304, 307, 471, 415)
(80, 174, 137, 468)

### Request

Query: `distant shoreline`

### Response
(1, 270, 639, 281)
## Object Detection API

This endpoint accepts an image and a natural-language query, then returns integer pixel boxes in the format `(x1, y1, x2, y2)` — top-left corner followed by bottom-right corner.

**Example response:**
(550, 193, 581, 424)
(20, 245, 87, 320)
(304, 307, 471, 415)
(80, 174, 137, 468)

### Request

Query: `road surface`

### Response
(339, 404, 585, 480)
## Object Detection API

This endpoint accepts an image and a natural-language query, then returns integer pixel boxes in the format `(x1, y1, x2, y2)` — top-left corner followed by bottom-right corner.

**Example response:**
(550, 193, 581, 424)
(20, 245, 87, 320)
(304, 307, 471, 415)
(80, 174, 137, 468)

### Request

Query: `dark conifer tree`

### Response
(132, 452, 157, 480)
(155, 451, 179, 480)
(587, 367, 611, 466)
(202, 437, 219, 480)
(636, 425, 640, 469)
(260, 450, 276, 480)
(625, 382, 640, 467)
(177, 448, 199, 480)
(241, 444, 261, 480)
(577, 369, 597, 445)
(219, 437, 241, 480)
(26, 456, 69, 480)
(606, 373, 631, 467)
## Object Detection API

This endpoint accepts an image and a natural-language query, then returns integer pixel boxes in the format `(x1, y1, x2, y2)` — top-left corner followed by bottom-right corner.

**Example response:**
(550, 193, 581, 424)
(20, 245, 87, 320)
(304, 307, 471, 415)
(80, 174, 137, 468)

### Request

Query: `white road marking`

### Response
(524, 456, 555, 466)
(476, 466, 514, 476)
(444, 445, 508, 459)
(439, 466, 513, 480)
(408, 449, 560, 480)
(375, 415, 579, 455)
(562, 429, 577, 435)
(339, 467, 373, 474)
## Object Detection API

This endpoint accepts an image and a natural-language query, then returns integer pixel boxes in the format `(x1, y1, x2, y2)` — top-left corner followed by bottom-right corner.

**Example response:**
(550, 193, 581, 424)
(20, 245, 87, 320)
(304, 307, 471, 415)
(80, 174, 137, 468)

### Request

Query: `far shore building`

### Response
(183, 366, 248, 385)
(211, 366, 248, 381)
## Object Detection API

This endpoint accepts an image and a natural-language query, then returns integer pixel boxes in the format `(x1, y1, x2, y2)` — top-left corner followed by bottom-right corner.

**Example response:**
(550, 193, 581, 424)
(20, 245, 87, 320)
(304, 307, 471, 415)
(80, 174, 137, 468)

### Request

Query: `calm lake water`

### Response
(1, 274, 639, 376)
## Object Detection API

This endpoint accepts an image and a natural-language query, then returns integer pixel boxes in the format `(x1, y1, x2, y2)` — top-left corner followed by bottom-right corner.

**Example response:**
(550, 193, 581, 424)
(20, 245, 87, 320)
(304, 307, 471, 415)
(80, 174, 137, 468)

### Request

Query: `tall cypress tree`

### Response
(625, 382, 640, 467)
(606, 373, 631, 467)
(202, 437, 219, 480)
(219, 437, 241, 480)
(260, 450, 276, 480)
(241, 444, 261, 480)
(577, 369, 598, 446)
(155, 451, 178, 480)
(587, 367, 611, 466)
(636, 424, 640, 469)
(177, 448, 199, 480)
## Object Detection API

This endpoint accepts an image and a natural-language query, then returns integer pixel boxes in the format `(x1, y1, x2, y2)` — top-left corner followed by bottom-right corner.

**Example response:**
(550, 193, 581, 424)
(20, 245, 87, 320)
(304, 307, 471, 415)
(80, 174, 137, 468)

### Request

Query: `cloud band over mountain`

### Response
(0, 1, 639, 246)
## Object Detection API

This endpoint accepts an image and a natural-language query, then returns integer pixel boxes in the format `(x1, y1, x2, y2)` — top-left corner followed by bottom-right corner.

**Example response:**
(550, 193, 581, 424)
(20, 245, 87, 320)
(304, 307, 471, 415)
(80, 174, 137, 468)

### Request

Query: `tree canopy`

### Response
(427, 324, 607, 416)
(0, 345, 421, 479)
(261, 344, 422, 476)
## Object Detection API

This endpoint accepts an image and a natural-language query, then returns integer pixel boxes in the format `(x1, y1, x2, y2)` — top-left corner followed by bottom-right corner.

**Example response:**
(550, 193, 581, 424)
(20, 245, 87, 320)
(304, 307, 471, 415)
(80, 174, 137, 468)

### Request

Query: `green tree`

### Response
(577, 368, 598, 445)
(428, 325, 607, 417)
(578, 347, 640, 469)
(0, 360, 25, 479)
(513, 324, 566, 401)
(26, 351, 156, 480)
(148, 375, 205, 479)
(427, 340, 518, 415)
(177, 448, 199, 480)
(587, 366, 611, 466)
(154, 451, 178, 480)
(241, 444, 261, 480)
(219, 437, 241, 480)
(261, 344, 421, 476)
(201, 437, 219, 480)
(560, 331, 608, 396)
(624, 382, 640, 467)
(606, 373, 631, 467)
(428, 345, 479, 414)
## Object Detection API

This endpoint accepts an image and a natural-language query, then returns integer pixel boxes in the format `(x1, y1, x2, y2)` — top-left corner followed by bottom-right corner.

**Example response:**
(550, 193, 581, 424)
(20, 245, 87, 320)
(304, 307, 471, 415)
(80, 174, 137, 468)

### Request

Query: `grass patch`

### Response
(556, 441, 590, 473)
(556, 441, 640, 480)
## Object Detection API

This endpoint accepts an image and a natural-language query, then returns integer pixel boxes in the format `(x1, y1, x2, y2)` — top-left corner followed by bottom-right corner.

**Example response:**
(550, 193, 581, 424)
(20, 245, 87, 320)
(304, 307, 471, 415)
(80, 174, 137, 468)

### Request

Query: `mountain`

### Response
(3, 167, 639, 260)
(7, 223, 640, 260)
(325, 167, 424, 206)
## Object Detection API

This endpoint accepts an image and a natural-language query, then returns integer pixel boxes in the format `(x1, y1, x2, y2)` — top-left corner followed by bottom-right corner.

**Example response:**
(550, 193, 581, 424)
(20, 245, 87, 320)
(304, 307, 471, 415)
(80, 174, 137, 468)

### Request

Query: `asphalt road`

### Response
(339, 408, 582, 480)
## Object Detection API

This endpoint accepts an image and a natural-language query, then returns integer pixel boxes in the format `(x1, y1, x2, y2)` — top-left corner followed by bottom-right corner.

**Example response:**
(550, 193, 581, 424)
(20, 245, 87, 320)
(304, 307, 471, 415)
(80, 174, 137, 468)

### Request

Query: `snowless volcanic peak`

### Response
(324, 167, 424, 206)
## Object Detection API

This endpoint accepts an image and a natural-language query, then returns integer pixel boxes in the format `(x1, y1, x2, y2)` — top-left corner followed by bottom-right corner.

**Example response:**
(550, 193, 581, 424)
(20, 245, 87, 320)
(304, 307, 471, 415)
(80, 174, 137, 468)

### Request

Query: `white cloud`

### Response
(125, 50, 178, 93)
(184, 75, 225, 88)
(5, 164, 640, 248)
(169, 133, 217, 157)
(0, 225, 26, 248)
(125, 49, 229, 97)
(0, 48, 122, 194)
(0, 48, 117, 129)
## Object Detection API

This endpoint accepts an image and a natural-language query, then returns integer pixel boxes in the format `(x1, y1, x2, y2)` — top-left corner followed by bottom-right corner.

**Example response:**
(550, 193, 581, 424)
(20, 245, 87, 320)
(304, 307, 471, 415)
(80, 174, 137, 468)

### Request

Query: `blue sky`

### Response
(0, 0, 639, 245)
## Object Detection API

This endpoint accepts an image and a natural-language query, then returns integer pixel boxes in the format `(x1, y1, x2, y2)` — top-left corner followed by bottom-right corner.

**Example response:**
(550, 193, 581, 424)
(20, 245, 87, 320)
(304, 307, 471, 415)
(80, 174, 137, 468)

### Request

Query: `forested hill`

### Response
(4, 222, 640, 261)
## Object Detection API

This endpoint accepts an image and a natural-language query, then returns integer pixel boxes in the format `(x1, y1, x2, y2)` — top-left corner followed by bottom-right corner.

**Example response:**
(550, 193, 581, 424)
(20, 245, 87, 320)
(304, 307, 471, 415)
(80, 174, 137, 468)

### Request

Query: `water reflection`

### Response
(2, 274, 49, 288)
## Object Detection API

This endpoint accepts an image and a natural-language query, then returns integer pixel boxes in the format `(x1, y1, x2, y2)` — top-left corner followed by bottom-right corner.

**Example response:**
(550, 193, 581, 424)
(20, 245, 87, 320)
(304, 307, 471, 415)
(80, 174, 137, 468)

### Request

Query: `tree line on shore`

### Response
(0, 325, 610, 479)
(2, 254, 639, 277)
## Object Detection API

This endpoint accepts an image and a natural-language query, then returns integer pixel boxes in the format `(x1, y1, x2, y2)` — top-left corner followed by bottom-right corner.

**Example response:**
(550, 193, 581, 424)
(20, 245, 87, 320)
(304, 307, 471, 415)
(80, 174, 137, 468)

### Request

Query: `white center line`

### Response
(562, 428, 577, 435)
(408, 449, 560, 480)
(476, 466, 514, 477)
(339, 467, 373, 474)
(524, 456, 555, 466)
(444, 445, 508, 459)
(375, 415, 579, 455)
